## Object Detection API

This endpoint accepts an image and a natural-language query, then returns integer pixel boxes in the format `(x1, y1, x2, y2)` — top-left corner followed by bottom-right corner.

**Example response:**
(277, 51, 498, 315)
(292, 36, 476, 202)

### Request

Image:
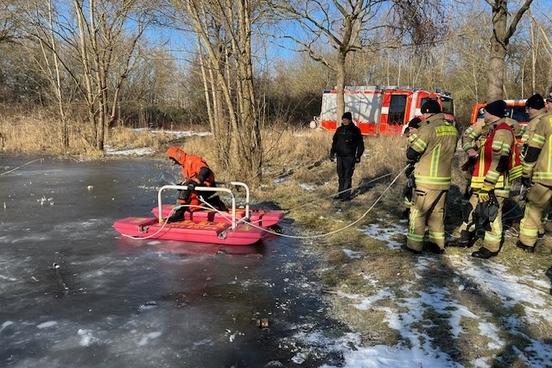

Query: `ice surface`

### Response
(137, 332, 162, 346)
(37, 321, 58, 329)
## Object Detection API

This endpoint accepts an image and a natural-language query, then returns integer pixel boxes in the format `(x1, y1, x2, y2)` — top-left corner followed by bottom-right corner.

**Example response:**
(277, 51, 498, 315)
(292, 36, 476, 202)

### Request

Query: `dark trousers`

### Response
(336, 156, 356, 199)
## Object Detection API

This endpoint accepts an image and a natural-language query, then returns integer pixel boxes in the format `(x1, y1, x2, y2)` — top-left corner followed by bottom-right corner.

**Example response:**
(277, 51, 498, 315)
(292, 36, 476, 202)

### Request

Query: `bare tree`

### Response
(484, 0, 533, 101)
(271, 0, 387, 120)
(0, 0, 19, 44)
(172, 0, 263, 182)
(272, 0, 445, 120)
(72, 0, 151, 150)
(22, 0, 152, 150)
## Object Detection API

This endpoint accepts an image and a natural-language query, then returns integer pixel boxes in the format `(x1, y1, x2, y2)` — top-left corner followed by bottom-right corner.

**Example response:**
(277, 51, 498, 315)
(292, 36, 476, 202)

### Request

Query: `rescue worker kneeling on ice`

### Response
(405, 100, 458, 254)
(166, 146, 227, 223)
(450, 100, 521, 259)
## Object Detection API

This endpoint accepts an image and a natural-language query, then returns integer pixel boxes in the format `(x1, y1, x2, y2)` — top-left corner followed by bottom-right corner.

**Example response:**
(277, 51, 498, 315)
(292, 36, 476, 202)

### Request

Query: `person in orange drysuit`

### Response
(166, 146, 227, 222)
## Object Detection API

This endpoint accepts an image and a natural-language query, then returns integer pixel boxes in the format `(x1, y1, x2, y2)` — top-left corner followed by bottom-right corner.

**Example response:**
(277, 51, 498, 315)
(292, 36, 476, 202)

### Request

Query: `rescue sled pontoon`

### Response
(113, 182, 284, 246)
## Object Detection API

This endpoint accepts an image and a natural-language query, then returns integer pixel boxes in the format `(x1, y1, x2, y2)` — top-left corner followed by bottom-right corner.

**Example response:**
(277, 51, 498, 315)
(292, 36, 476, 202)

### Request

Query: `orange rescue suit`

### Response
(166, 146, 215, 211)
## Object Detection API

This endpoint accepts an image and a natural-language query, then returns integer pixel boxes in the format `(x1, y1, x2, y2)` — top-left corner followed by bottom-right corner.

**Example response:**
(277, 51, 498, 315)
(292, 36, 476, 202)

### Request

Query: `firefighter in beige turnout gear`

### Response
(452, 100, 521, 259)
(521, 94, 548, 156)
(519, 94, 548, 238)
(405, 100, 458, 253)
(517, 107, 552, 252)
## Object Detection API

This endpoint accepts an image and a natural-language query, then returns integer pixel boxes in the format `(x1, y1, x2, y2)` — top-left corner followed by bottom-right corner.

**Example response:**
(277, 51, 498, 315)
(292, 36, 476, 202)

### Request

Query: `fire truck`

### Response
(312, 86, 455, 136)
(470, 99, 529, 125)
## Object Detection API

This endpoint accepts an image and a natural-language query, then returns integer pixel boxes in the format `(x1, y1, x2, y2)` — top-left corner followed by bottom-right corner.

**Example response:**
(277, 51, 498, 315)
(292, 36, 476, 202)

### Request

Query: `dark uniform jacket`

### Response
(330, 123, 364, 159)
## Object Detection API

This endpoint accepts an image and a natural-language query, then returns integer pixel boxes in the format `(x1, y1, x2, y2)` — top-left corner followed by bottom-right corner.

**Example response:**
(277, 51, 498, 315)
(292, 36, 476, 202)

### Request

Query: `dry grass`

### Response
(0, 112, 177, 157)
(0, 113, 91, 155)
(107, 126, 174, 149)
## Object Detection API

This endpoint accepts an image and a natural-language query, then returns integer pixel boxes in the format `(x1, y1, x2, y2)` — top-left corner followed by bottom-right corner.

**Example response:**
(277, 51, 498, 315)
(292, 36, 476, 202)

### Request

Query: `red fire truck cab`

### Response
(469, 99, 529, 125)
(315, 86, 455, 136)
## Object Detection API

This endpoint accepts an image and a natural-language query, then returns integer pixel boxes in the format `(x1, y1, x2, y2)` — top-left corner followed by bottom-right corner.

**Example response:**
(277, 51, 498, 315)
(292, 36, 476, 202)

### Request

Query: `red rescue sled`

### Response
(113, 182, 284, 246)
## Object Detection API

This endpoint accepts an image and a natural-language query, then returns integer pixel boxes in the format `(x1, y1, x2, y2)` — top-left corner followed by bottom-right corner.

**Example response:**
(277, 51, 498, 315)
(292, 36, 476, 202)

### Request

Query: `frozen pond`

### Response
(0, 156, 345, 367)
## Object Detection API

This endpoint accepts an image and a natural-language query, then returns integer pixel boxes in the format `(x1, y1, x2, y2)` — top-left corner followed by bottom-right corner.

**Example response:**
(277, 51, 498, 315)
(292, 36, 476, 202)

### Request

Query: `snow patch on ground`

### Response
(448, 255, 552, 324)
(333, 255, 517, 368)
(299, 183, 318, 192)
(342, 248, 363, 259)
(131, 128, 211, 138)
(478, 322, 503, 350)
(327, 344, 462, 368)
(338, 290, 392, 311)
(105, 147, 155, 156)
(362, 222, 406, 250)
(331, 253, 552, 367)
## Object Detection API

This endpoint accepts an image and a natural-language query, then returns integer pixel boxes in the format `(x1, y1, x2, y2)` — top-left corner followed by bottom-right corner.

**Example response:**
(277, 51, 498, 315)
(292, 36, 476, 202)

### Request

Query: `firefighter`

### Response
(521, 94, 547, 156)
(405, 100, 458, 254)
(450, 100, 521, 259)
(402, 117, 423, 217)
(329, 112, 364, 201)
(546, 93, 552, 112)
(165, 146, 227, 223)
(517, 106, 552, 252)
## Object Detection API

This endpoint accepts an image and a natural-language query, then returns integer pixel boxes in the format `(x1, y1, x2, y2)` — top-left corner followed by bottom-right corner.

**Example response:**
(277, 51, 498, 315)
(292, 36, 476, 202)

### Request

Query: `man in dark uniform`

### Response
(329, 112, 364, 201)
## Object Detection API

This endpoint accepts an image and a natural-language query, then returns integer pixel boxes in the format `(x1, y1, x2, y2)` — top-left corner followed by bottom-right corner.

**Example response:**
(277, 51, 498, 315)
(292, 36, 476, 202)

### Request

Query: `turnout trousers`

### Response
(519, 183, 552, 247)
(336, 156, 356, 200)
(456, 191, 505, 252)
(407, 187, 447, 252)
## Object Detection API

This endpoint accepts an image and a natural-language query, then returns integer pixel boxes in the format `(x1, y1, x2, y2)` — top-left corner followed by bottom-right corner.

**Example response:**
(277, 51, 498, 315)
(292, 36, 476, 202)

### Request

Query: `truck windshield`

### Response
(441, 97, 454, 114)
(477, 106, 529, 123)
(509, 107, 529, 123)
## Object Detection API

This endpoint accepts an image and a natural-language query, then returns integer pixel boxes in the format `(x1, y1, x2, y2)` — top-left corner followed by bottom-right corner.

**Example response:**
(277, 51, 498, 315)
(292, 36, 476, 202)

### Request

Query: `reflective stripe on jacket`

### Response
(471, 120, 520, 197)
(408, 113, 458, 190)
(523, 113, 552, 186)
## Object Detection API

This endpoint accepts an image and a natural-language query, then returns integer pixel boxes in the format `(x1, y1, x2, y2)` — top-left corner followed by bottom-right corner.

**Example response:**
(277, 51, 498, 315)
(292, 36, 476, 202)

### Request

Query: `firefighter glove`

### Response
(466, 148, 479, 159)
(478, 191, 490, 202)
(478, 182, 494, 202)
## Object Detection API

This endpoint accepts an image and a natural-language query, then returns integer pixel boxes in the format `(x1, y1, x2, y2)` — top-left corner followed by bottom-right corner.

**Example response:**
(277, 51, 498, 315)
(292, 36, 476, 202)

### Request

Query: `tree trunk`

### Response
(487, 35, 507, 101)
(487, 0, 507, 101)
(335, 53, 346, 121)
(486, 0, 534, 101)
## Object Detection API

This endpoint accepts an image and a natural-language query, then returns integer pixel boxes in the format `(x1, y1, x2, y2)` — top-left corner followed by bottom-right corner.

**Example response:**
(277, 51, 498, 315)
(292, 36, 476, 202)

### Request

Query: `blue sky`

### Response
(125, 0, 552, 70)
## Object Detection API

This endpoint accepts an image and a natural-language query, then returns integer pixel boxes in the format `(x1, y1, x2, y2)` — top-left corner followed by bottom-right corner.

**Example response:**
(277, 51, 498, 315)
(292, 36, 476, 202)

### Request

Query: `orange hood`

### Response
(166, 146, 187, 165)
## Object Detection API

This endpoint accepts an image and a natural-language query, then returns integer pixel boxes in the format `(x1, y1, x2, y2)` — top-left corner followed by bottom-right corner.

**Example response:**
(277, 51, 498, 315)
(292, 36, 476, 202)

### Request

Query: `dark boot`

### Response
(402, 244, 422, 255)
(448, 230, 473, 248)
(167, 207, 186, 223)
(515, 240, 535, 253)
(425, 242, 445, 254)
(471, 247, 499, 259)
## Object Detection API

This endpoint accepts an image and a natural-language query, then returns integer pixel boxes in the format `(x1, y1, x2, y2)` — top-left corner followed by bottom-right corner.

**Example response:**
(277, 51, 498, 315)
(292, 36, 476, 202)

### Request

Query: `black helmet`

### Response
(421, 100, 441, 114)
(526, 94, 545, 110)
(484, 100, 506, 118)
